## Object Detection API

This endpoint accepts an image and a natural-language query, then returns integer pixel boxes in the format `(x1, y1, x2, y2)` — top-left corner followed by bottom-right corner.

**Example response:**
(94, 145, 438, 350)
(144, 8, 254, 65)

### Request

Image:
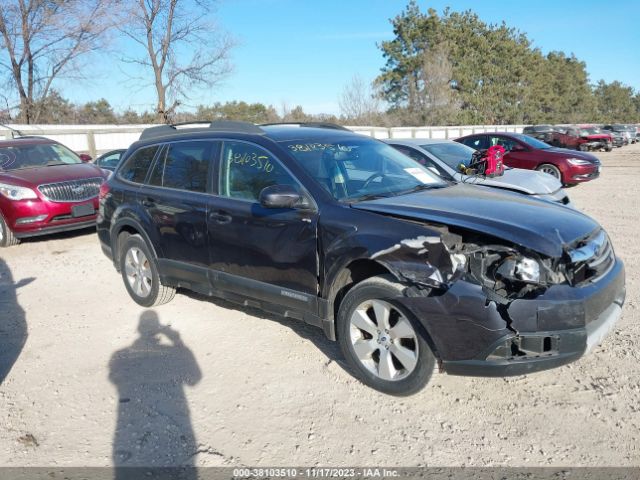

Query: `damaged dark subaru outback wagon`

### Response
(97, 121, 626, 395)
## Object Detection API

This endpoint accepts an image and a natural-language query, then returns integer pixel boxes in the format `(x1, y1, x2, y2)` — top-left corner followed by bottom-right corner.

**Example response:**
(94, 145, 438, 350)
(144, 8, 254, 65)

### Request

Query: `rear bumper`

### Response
(401, 258, 625, 377)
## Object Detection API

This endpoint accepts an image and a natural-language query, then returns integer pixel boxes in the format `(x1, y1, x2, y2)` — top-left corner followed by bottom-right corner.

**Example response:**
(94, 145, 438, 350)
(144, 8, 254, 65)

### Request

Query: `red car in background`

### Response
(455, 132, 601, 186)
(551, 125, 612, 152)
(0, 137, 109, 247)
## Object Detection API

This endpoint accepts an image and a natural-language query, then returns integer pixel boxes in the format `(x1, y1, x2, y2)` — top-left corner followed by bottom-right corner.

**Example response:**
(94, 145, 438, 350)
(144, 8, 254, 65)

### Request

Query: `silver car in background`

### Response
(385, 138, 572, 207)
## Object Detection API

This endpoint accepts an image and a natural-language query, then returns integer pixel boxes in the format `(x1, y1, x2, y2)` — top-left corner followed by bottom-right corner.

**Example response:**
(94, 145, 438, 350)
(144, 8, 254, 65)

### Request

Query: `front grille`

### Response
(568, 230, 615, 285)
(38, 177, 103, 203)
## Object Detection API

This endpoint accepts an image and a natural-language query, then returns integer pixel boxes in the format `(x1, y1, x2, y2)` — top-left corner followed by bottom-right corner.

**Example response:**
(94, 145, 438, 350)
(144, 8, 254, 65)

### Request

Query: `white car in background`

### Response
(385, 138, 572, 207)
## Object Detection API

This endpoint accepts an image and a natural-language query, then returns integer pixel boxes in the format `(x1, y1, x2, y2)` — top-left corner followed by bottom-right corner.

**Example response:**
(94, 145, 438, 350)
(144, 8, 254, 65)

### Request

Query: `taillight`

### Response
(99, 181, 111, 200)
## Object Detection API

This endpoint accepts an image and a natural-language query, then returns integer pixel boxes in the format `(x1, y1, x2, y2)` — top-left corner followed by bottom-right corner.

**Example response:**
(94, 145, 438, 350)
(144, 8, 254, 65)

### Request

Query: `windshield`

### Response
(420, 142, 475, 169)
(512, 133, 551, 149)
(0, 143, 81, 171)
(579, 128, 598, 136)
(281, 138, 447, 201)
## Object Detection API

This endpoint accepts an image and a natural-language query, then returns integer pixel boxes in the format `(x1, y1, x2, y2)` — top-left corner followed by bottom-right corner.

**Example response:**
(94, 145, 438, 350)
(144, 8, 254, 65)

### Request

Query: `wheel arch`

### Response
(111, 217, 159, 271)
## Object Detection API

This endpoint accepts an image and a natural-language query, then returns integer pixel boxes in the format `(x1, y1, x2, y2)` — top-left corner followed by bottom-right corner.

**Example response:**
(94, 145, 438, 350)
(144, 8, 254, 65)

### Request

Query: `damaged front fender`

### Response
(371, 234, 465, 289)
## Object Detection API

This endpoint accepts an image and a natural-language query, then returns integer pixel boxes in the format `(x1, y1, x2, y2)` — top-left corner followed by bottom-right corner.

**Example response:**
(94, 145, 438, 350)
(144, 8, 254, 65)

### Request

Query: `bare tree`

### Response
(123, 0, 233, 123)
(338, 74, 381, 124)
(0, 0, 116, 124)
(412, 43, 459, 125)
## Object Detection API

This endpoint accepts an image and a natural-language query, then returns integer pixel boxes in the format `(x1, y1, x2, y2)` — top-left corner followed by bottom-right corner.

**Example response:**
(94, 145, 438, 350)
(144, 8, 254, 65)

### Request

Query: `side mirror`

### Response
(259, 184, 304, 209)
(79, 153, 92, 163)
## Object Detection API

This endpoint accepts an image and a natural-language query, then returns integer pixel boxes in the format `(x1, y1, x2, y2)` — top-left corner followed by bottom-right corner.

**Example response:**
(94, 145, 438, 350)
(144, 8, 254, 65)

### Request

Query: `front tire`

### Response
(0, 214, 20, 247)
(119, 234, 175, 307)
(536, 163, 562, 182)
(337, 275, 435, 396)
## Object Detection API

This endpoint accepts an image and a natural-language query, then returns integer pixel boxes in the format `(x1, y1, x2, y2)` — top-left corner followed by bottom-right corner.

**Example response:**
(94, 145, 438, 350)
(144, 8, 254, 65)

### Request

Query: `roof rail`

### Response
(260, 122, 351, 131)
(139, 120, 265, 141)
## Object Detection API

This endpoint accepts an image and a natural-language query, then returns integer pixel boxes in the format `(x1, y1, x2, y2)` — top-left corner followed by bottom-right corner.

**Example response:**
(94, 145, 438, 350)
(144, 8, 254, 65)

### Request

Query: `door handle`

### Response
(142, 197, 156, 207)
(209, 210, 232, 224)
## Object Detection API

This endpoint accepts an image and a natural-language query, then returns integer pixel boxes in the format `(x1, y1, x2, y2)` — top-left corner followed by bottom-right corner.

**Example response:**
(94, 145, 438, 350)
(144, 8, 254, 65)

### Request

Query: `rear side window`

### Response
(219, 141, 298, 202)
(149, 141, 213, 193)
(118, 145, 159, 183)
(460, 136, 487, 150)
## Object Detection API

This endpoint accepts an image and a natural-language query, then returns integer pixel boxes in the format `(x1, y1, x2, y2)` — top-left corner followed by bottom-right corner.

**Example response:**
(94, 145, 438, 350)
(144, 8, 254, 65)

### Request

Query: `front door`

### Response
(206, 140, 319, 311)
(487, 135, 530, 170)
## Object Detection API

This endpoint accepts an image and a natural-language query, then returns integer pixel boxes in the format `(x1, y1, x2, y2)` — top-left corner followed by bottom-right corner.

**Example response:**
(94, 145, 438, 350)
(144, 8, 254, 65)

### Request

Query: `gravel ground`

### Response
(0, 144, 638, 468)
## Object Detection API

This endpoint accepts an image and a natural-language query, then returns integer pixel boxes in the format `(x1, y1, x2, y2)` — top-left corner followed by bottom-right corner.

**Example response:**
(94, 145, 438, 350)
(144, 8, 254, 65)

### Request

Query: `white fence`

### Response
(1, 124, 527, 157)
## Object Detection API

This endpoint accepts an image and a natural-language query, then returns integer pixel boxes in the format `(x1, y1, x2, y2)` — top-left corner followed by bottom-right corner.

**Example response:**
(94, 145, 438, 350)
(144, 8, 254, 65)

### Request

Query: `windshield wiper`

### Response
(394, 183, 443, 197)
(348, 192, 393, 202)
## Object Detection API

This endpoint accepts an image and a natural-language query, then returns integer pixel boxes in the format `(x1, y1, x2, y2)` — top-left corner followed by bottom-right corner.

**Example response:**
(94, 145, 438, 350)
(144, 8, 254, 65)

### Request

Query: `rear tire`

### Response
(0, 214, 20, 247)
(536, 163, 562, 182)
(119, 234, 175, 307)
(337, 275, 435, 396)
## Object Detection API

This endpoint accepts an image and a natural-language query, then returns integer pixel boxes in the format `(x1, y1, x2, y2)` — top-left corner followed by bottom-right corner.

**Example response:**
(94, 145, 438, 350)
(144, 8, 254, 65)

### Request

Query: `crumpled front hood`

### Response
(457, 168, 562, 195)
(352, 184, 599, 258)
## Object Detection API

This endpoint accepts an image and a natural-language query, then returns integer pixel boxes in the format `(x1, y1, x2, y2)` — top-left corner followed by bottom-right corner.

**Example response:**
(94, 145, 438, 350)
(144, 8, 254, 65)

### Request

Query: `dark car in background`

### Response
(94, 149, 126, 172)
(455, 132, 601, 185)
(97, 121, 624, 396)
(600, 127, 626, 148)
(0, 137, 109, 247)
(522, 124, 555, 143)
(602, 124, 631, 145)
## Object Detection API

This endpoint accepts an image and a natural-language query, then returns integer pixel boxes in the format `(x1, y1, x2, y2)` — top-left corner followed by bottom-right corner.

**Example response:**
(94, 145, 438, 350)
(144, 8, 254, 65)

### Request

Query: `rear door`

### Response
(139, 140, 216, 289)
(206, 140, 319, 311)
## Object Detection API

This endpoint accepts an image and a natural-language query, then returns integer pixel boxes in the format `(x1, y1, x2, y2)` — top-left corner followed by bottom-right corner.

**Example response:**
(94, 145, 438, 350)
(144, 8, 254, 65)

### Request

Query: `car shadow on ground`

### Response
(108, 310, 202, 479)
(0, 257, 33, 384)
(180, 289, 353, 379)
(18, 226, 97, 245)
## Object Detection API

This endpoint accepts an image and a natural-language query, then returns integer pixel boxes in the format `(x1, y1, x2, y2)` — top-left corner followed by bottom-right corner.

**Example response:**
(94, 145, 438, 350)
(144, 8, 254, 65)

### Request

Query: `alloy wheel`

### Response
(349, 299, 419, 381)
(539, 165, 560, 179)
(124, 247, 153, 298)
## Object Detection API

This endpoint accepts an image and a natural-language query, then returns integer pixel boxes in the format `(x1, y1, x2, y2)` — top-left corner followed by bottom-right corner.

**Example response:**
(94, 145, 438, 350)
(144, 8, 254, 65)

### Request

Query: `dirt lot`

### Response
(0, 144, 638, 468)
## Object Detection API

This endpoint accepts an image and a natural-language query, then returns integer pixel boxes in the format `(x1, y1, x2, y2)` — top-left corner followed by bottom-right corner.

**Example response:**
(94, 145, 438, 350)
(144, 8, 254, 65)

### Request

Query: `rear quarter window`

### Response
(118, 145, 160, 183)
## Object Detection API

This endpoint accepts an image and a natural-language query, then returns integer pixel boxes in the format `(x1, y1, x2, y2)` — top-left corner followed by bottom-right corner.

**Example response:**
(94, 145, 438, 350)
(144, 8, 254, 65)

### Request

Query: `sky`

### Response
(66, 0, 640, 115)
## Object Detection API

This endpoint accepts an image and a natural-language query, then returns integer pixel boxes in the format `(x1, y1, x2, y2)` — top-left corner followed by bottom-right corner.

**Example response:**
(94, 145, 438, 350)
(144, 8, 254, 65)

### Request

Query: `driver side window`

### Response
(218, 141, 299, 202)
(489, 136, 516, 151)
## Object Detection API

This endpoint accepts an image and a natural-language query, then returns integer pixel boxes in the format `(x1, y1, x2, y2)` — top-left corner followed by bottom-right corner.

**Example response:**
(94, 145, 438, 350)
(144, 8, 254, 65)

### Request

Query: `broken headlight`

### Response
(496, 256, 541, 284)
(467, 247, 566, 304)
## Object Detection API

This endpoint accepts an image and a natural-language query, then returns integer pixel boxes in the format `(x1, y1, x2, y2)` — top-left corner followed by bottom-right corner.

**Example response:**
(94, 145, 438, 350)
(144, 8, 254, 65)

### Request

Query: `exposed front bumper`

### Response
(568, 164, 600, 183)
(401, 257, 625, 377)
(2, 196, 99, 238)
(442, 300, 623, 377)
